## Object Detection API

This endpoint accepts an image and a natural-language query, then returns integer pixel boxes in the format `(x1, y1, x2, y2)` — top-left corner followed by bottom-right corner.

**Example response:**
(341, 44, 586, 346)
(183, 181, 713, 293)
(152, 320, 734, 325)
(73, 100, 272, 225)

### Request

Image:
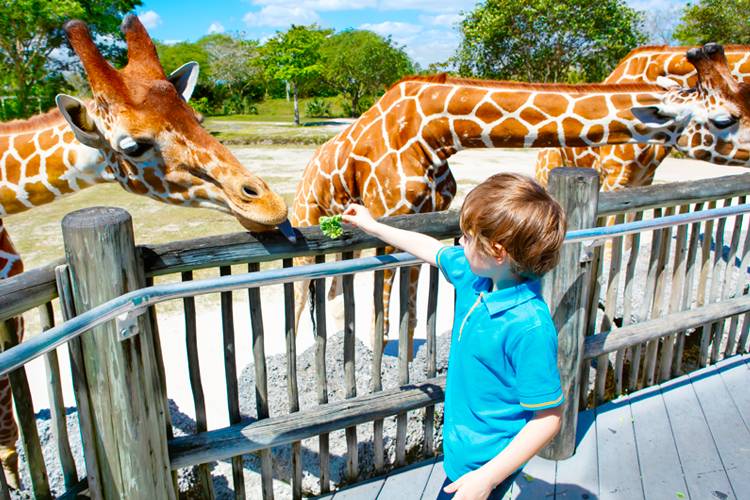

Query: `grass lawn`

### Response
(207, 96, 349, 124)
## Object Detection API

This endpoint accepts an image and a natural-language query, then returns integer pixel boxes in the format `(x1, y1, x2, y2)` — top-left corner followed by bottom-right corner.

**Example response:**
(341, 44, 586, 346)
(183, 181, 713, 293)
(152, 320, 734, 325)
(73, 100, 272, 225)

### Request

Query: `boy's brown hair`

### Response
(459, 173, 567, 278)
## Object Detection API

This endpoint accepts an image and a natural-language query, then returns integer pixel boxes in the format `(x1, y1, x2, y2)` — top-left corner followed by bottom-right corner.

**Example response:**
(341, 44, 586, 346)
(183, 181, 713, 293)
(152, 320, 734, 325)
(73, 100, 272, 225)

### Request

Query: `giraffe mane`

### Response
(392, 74, 665, 93)
(622, 44, 750, 57)
(0, 107, 67, 135)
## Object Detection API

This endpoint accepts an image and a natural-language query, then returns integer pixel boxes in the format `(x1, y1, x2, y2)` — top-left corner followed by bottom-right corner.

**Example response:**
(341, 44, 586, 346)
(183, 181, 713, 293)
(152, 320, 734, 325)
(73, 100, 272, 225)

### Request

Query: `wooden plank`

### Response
(169, 376, 446, 469)
(595, 396, 644, 499)
(282, 259, 302, 500)
(715, 355, 750, 430)
(372, 248, 385, 475)
(675, 204, 704, 375)
(342, 251, 358, 481)
(623, 211, 643, 393)
(247, 262, 273, 500)
(554, 409, 598, 499)
(378, 458, 436, 499)
(726, 207, 750, 356)
(698, 202, 717, 367)
(639, 208, 665, 389)
(219, 265, 245, 500)
(659, 373, 733, 500)
(510, 454, 556, 499)
(716, 198, 744, 358)
(396, 266, 410, 466)
(597, 214, 624, 403)
(707, 200, 731, 364)
(421, 457, 448, 499)
(327, 477, 385, 499)
(628, 385, 688, 499)
(423, 265, 439, 458)
(688, 364, 750, 496)
(179, 271, 214, 499)
(582, 228, 603, 409)
(313, 254, 331, 492)
(0, 259, 61, 323)
(38, 301, 78, 489)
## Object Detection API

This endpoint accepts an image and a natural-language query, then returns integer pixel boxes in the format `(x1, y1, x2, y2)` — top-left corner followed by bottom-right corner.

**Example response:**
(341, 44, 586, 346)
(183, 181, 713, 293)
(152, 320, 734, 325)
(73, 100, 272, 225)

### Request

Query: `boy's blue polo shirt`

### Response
(436, 246, 563, 481)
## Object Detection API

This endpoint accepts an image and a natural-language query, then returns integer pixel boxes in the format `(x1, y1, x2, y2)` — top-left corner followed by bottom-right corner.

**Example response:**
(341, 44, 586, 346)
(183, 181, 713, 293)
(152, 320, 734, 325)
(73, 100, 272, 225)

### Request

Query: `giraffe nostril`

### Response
(242, 185, 259, 198)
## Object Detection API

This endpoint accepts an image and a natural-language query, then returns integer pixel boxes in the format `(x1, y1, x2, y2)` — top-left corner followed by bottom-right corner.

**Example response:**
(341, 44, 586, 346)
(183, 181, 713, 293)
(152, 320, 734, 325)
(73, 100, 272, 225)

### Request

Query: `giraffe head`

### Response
(630, 43, 750, 165)
(55, 15, 292, 234)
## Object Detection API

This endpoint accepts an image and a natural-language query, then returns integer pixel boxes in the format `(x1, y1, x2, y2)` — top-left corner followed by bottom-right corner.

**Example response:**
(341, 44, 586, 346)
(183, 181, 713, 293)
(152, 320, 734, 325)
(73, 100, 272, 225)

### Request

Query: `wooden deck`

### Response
(315, 353, 750, 499)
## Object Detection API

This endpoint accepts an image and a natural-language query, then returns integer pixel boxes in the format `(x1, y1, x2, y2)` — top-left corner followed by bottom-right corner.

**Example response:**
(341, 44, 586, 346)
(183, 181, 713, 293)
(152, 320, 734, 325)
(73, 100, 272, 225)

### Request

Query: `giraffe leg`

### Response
(0, 223, 22, 490)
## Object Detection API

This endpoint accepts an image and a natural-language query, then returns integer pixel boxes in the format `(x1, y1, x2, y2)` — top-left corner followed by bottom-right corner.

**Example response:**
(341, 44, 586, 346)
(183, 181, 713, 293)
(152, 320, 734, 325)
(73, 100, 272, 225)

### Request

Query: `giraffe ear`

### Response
(56, 94, 103, 148)
(631, 106, 676, 127)
(167, 61, 199, 102)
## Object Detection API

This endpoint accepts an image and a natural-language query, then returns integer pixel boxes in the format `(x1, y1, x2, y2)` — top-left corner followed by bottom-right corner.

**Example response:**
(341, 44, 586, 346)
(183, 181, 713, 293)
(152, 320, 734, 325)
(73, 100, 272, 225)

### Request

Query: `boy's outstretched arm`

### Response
(342, 204, 445, 266)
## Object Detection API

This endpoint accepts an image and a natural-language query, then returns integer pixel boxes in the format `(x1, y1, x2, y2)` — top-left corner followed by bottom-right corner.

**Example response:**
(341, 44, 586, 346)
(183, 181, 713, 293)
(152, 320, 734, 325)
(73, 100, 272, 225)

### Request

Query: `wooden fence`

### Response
(1, 169, 750, 498)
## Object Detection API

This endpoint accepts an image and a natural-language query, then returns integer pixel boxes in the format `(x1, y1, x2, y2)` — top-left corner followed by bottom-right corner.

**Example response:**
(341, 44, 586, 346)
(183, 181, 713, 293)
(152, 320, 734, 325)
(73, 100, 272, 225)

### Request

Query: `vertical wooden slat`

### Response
(55, 265, 101, 499)
(716, 197, 743, 358)
(38, 301, 78, 489)
(181, 271, 214, 499)
(396, 266, 410, 466)
(247, 262, 273, 500)
(312, 254, 330, 492)
(0, 463, 9, 500)
(580, 218, 604, 409)
(674, 203, 704, 375)
(697, 201, 717, 367)
(219, 266, 245, 500)
(624, 211, 643, 392)
(595, 214, 624, 403)
(704, 199, 730, 364)
(282, 259, 302, 500)
(660, 205, 690, 382)
(727, 198, 750, 356)
(0, 317, 50, 498)
(423, 265, 439, 457)
(644, 207, 673, 387)
(371, 249, 385, 474)
(342, 251, 358, 480)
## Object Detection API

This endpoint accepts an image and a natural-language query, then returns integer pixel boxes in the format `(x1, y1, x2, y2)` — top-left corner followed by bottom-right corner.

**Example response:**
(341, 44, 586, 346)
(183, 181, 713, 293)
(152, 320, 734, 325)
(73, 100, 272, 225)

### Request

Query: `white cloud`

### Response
(377, 0, 475, 13)
(253, 0, 375, 10)
(359, 21, 422, 38)
(243, 6, 320, 27)
(138, 10, 162, 30)
(405, 29, 459, 67)
(420, 14, 463, 27)
(207, 22, 225, 34)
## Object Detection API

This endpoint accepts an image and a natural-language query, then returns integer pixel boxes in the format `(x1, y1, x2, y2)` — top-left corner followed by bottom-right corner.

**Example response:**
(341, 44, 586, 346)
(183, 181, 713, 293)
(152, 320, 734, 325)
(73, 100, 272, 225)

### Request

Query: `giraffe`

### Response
(535, 44, 750, 190)
(291, 43, 750, 361)
(0, 15, 291, 488)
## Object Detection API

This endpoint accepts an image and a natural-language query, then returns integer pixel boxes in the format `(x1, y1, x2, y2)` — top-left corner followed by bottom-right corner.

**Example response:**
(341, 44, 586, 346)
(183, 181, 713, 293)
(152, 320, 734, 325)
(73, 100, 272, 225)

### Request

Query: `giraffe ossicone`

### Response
(292, 43, 750, 360)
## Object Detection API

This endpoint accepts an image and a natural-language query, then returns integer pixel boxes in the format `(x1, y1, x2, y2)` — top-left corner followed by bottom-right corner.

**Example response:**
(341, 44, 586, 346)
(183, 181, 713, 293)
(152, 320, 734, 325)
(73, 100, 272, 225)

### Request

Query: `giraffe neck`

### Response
(388, 80, 674, 161)
(0, 110, 116, 216)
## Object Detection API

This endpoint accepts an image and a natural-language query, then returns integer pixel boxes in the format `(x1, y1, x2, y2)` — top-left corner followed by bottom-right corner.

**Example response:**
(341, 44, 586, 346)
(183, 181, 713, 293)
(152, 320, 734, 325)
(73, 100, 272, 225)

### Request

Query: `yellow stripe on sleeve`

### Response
(519, 394, 563, 409)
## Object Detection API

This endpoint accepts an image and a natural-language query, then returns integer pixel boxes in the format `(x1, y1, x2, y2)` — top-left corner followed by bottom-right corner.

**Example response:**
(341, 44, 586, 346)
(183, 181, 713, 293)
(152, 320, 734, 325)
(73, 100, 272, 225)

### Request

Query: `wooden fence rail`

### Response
(1, 171, 750, 498)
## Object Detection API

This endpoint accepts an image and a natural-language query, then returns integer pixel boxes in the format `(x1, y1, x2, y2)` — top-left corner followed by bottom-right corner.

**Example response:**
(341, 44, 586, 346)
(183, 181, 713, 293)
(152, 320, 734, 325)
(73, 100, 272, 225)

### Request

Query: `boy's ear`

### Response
(492, 243, 507, 263)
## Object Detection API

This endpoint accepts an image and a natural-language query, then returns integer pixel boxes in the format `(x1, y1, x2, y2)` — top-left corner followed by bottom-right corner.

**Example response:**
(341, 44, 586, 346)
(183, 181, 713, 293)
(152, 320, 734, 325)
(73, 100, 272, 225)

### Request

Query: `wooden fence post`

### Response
(539, 168, 599, 460)
(61, 207, 175, 499)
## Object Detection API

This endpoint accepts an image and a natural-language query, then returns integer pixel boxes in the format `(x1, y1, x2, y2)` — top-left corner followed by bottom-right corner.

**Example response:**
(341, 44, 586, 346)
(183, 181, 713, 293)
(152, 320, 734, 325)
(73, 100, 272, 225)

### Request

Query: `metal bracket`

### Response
(580, 238, 607, 263)
(115, 308, 147, 340)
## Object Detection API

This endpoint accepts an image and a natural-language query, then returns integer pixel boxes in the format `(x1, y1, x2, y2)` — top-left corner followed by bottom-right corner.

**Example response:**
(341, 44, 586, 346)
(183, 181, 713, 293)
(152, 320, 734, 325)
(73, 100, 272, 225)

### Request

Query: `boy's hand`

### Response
(342, 203, 378, 233)
(443, 469, 498, 500)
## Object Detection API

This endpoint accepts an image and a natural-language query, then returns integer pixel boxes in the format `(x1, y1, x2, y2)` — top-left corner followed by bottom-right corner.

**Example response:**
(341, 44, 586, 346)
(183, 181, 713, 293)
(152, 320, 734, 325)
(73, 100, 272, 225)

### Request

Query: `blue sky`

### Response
(137, 0, 689, 68)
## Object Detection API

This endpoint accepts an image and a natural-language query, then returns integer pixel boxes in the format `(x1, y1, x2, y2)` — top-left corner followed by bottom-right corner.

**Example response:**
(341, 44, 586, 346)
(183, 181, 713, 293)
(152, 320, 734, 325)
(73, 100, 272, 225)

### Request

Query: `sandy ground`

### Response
(5, 145, 747, 431)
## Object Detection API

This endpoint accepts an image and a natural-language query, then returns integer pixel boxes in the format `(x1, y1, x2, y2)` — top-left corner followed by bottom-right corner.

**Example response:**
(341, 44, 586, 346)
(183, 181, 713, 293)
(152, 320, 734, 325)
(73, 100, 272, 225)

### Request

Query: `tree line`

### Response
(0, 0, 747, 122)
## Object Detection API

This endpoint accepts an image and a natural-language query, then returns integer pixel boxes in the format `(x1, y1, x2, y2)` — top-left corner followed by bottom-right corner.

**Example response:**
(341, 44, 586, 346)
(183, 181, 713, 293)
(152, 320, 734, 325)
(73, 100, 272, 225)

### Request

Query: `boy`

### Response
(342, 173, 566, 500)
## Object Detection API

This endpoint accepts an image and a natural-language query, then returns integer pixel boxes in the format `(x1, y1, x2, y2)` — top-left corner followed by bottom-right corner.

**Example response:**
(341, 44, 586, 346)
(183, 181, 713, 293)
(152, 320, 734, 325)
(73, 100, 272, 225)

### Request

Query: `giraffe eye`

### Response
(711, 115, 738, 129)
(122, 140, 154, 157)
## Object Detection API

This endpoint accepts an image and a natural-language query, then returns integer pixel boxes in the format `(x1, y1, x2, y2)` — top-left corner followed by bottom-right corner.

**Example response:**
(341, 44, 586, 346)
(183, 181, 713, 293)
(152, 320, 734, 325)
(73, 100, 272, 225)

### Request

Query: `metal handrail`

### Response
(1, 202, 749, 376)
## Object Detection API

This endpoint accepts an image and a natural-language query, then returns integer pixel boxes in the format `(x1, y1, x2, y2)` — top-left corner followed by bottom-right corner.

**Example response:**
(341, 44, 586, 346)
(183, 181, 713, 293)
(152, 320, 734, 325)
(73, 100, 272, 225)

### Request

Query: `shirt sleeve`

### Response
(435, 245, 471, 286)
(510, 324, 564, 411)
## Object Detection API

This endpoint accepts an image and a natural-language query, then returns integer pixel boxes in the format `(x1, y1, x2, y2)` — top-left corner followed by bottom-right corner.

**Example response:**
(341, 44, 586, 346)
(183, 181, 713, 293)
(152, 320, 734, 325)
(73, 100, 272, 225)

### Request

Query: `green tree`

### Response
(454, 0, 646, 83)
(320, 30, 414, 117)
(673, 0, 750, 45)
(199, 33, 265, 109)
(0, 0, 140, 117)
(262, 24, 331, 125)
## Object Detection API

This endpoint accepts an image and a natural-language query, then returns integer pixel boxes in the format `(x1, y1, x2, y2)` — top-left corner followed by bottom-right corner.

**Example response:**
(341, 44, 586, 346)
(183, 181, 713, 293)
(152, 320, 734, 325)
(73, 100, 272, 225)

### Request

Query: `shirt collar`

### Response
(481, 279, 542, 316)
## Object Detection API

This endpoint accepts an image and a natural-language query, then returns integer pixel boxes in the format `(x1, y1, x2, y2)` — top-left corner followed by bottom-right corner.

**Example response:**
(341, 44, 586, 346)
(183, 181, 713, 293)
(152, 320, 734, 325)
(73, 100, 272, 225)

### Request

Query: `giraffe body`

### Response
(536, 45, 750, 190)
(0, 15, 290, 489)
(292, 44, 750, 356)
